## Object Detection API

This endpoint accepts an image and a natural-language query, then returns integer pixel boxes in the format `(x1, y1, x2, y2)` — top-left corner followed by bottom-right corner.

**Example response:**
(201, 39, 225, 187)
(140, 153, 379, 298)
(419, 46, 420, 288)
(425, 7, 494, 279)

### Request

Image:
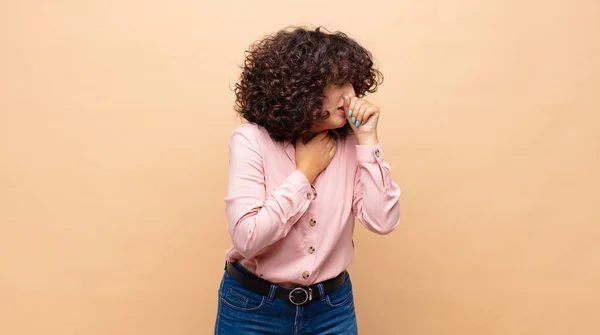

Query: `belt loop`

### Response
(267, 284, 277, 303)
(316, 283, 326, 302)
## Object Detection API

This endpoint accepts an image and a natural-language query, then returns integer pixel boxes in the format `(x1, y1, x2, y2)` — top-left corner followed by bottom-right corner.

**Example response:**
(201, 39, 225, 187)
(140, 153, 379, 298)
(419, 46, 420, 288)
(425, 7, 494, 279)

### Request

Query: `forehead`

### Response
(323, 83, 344, 94)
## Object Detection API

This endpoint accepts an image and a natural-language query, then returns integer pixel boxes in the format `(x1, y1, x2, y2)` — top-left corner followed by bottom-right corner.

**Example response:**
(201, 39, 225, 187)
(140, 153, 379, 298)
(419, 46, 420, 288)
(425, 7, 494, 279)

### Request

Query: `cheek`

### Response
(323, 101, 335, 112)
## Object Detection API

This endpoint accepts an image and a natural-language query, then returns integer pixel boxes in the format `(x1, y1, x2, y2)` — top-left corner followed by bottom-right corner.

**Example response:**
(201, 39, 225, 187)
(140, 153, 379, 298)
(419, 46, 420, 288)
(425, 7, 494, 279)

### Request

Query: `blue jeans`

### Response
(214, 262, 358, 334)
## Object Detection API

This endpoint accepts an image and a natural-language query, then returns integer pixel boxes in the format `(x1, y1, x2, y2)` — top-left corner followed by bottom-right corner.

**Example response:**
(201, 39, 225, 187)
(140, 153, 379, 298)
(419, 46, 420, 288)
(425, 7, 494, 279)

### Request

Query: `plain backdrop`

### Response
(1, 0, 599, 334)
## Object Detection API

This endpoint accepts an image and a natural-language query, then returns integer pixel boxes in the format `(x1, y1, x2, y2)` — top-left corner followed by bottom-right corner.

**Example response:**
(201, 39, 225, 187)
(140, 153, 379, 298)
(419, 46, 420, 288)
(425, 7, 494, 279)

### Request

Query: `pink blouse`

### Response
(223, 122, 401, 286)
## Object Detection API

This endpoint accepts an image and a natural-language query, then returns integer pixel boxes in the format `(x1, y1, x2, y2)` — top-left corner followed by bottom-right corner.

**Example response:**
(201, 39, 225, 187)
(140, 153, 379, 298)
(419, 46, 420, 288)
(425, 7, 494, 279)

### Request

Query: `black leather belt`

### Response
(226, 262, 346, 305)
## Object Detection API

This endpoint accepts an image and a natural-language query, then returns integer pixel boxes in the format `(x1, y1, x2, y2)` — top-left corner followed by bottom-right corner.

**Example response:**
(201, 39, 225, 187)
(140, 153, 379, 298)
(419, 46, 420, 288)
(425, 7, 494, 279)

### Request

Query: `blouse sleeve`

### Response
(224, 126, 316, 258)
(352, 142, 401, 234)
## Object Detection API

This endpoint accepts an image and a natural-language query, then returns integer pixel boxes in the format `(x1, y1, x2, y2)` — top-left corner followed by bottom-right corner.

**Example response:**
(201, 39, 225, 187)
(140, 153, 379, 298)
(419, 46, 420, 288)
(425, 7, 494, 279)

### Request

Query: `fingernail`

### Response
(355, 120, 360, 127)
(361, 120, 364, 125)
(348, 110, 353, 117)
(351, 117, 356, 123)
(343, 96, 347, 102)
(334, 139, 337, 144)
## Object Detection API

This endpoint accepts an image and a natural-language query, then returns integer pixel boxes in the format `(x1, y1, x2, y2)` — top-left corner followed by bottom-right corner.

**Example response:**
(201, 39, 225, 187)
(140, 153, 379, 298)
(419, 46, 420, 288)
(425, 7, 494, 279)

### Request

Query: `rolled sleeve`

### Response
(352, 142, 401, 234)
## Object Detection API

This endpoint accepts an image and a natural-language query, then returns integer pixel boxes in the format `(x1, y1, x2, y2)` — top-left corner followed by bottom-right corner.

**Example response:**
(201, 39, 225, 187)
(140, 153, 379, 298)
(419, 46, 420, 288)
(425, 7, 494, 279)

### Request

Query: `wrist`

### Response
(297, 166, 316, 184)
(356, 133, 379, 146)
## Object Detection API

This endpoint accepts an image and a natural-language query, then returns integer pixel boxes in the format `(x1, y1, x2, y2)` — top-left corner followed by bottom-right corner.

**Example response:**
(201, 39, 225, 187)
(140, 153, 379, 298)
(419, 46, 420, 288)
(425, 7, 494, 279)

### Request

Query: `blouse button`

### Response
(375, 149, 381, 158)
(308, 246, 315, 254)
(309, 219, 316, 226)
(306, 193, 312, 200)
(302, 271, 310, 279)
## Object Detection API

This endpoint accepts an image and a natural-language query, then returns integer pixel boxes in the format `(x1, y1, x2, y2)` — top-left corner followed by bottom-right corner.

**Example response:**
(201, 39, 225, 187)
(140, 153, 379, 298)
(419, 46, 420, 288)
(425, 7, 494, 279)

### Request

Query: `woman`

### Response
(215, 26, 401, 334)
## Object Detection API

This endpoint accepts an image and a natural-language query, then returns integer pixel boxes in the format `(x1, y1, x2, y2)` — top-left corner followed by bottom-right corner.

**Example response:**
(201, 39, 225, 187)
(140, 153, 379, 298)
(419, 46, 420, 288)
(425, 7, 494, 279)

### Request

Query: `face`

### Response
(311, 83, 355, 133)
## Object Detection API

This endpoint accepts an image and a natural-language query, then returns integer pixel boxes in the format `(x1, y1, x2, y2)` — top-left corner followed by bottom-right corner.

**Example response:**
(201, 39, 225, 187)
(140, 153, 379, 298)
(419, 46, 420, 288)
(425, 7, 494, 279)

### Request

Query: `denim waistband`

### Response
(228, 261, 265, 282)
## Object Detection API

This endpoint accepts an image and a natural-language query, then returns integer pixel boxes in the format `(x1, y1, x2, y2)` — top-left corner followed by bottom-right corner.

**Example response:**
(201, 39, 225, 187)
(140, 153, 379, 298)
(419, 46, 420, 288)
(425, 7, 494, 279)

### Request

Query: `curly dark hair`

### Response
(233, 26, 383, 142)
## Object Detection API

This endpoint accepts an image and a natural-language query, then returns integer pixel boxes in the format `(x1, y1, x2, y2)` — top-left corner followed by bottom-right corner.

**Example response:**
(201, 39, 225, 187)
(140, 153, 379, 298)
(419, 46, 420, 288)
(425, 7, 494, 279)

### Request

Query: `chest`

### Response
(262, 139, 357, 206)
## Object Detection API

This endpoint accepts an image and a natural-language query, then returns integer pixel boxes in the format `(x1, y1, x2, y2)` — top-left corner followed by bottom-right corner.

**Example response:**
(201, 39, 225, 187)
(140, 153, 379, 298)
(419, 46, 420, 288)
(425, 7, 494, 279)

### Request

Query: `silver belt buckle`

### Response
(289, 287, 312, 305)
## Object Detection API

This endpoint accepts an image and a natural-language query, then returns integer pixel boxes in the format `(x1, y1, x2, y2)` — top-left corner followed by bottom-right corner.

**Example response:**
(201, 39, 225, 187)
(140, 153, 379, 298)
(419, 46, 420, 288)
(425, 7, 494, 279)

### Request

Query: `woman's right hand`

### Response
(295, 131, 337, 183)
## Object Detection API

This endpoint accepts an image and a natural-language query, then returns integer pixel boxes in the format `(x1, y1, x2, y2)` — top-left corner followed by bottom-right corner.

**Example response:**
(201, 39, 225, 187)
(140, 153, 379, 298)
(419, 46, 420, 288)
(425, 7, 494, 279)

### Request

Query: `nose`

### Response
(342, 83, 355, 98)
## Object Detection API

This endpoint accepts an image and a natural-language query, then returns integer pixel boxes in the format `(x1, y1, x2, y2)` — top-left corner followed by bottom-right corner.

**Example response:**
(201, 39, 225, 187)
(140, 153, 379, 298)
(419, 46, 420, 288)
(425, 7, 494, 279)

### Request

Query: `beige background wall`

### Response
(1, 1, 599, 334)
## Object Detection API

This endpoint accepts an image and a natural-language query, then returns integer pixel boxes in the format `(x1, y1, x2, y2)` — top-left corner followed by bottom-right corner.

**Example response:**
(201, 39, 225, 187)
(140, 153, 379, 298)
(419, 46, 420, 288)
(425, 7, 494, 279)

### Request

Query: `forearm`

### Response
(226, 170, 315, 258)
(353, 143, 401, 234)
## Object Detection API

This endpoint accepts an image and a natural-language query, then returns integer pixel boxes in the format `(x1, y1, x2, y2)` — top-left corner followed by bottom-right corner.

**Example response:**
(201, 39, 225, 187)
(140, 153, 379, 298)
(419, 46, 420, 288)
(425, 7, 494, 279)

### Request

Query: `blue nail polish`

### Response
(348, 110, 353, 117)
(343, 97, 347, 102)
(362, 120, 364, 125)
(334, 139, 337, 144)
(351, 117, 356, 123)
(355, 120, 360, 127)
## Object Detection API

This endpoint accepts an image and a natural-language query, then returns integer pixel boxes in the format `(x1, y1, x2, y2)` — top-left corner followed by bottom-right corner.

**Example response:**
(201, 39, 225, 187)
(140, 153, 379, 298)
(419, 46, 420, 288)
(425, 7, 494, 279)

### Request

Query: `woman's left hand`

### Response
(344, 96, 380, 145)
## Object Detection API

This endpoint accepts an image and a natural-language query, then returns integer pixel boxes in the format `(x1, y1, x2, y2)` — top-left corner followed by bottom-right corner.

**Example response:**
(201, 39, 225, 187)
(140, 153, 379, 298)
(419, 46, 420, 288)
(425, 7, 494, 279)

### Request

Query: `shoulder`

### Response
(231, 122, 270, 138)
(229, 122, 272, 148)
